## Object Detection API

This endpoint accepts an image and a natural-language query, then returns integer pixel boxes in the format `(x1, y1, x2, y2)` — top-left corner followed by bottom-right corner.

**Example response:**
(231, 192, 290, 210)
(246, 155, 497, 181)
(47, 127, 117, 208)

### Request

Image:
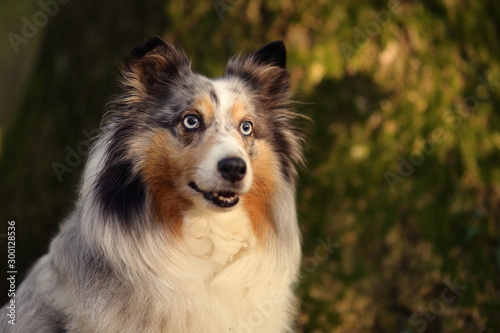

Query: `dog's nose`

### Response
(218, 157, 246, 182)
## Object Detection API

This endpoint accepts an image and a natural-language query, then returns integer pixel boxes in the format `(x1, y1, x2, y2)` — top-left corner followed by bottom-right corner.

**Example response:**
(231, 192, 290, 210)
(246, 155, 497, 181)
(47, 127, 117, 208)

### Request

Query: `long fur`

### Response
(1, 37, 304, 333)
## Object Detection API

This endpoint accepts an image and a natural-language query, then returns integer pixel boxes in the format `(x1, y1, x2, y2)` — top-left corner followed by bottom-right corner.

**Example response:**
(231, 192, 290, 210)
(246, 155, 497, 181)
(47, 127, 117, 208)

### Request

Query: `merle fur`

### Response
(96, 37, 300, 228)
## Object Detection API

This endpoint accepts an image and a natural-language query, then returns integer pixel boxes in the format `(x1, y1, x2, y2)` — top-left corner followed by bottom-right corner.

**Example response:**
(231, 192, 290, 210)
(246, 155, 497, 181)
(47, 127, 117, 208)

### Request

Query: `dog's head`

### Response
(94, 37, 303, 235)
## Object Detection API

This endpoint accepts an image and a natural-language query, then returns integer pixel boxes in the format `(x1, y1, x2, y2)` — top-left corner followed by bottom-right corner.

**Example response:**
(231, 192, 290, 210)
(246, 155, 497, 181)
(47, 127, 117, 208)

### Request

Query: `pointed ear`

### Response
(121, 36, 190, 95)
(129, 36, 170, 59)
(251, 40, 287, 69)
(225, 41, 290, 106)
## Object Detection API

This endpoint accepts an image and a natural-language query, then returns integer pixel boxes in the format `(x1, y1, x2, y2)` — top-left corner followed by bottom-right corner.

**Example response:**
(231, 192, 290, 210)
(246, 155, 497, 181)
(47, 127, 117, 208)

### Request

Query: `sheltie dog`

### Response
(1, 37, 304, 332)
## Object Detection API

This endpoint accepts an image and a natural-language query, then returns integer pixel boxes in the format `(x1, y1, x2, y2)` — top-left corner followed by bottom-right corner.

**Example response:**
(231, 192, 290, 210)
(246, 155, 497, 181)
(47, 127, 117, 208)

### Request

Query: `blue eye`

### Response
(182, 114, 201, 130)
(240, 121, 253, 136)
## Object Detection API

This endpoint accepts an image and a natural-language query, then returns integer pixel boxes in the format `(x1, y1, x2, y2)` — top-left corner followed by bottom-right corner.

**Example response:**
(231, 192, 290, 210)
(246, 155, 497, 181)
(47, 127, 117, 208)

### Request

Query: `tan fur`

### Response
(193, 96, 215, 121)
(142, 130, 191, 236)
(230, 101, 247, 124)
(242, 141, 278, 242)
(0, 39, 303, 333)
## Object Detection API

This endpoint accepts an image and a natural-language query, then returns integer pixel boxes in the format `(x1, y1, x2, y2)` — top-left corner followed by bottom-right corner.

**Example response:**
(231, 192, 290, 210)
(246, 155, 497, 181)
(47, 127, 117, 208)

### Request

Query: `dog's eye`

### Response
(240, 121, 253, 136)
(182, 114, 201, 130)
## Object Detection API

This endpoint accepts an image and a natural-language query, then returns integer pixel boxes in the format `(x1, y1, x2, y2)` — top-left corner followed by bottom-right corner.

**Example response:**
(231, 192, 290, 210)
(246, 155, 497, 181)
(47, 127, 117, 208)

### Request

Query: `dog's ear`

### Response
(121, 36, 190, 94)
(251, 40, 287, 69)
(225, 41, 290, 105)
(129, 36, 170, 59)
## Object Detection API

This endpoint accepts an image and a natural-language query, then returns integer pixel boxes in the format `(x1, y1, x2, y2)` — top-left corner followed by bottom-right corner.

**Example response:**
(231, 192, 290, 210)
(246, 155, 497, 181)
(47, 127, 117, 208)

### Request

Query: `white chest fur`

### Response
(149, 207, 295, 332)
(182, 206, 257, 269)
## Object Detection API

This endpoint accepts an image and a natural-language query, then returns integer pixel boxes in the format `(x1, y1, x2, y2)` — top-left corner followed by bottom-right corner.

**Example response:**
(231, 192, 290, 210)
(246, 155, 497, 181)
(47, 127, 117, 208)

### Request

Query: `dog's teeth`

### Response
(194, 185, 239, 207)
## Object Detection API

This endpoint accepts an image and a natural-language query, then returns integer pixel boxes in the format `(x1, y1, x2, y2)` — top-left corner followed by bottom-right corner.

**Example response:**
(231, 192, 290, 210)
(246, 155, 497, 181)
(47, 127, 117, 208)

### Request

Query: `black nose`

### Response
(218, 157, 246, 182)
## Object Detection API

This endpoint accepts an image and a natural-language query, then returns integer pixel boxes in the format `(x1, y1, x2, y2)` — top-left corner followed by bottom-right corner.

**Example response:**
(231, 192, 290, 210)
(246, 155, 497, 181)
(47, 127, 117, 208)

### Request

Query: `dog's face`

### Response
(147, 78, 257, 207)
(95, 37, 302, 235)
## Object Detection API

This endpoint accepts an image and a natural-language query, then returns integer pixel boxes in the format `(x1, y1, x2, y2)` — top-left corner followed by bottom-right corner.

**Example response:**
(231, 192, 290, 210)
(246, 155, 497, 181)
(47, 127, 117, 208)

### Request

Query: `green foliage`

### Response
(1, 0, 499, 331)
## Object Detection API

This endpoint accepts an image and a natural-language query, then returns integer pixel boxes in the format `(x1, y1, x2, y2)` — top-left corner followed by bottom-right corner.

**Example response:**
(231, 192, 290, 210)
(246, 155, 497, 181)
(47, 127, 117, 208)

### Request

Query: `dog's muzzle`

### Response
(188, 157, 248, 208)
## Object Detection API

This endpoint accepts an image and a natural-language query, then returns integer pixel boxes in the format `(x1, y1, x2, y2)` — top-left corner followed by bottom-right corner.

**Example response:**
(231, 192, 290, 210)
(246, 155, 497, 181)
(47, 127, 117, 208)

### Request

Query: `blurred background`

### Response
(1, 0, 499, 332)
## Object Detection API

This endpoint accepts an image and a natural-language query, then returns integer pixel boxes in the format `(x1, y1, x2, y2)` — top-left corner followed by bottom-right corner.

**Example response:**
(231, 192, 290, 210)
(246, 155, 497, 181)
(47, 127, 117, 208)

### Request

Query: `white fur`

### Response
(193, 80, 255, 196)
(194, 139, 253, 195)
(2, 75, 301, 333)
(46, 132, 300, 333)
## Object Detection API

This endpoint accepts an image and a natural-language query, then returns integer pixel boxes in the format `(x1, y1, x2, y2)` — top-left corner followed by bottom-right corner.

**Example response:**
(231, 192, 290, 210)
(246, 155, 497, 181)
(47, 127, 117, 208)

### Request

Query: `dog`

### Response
(1, 37, 304, 333)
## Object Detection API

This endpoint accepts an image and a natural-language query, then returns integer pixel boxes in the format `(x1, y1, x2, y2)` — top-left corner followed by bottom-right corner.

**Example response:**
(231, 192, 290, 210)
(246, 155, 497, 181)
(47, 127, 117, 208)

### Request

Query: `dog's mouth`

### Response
(189, 182, 240, 208)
